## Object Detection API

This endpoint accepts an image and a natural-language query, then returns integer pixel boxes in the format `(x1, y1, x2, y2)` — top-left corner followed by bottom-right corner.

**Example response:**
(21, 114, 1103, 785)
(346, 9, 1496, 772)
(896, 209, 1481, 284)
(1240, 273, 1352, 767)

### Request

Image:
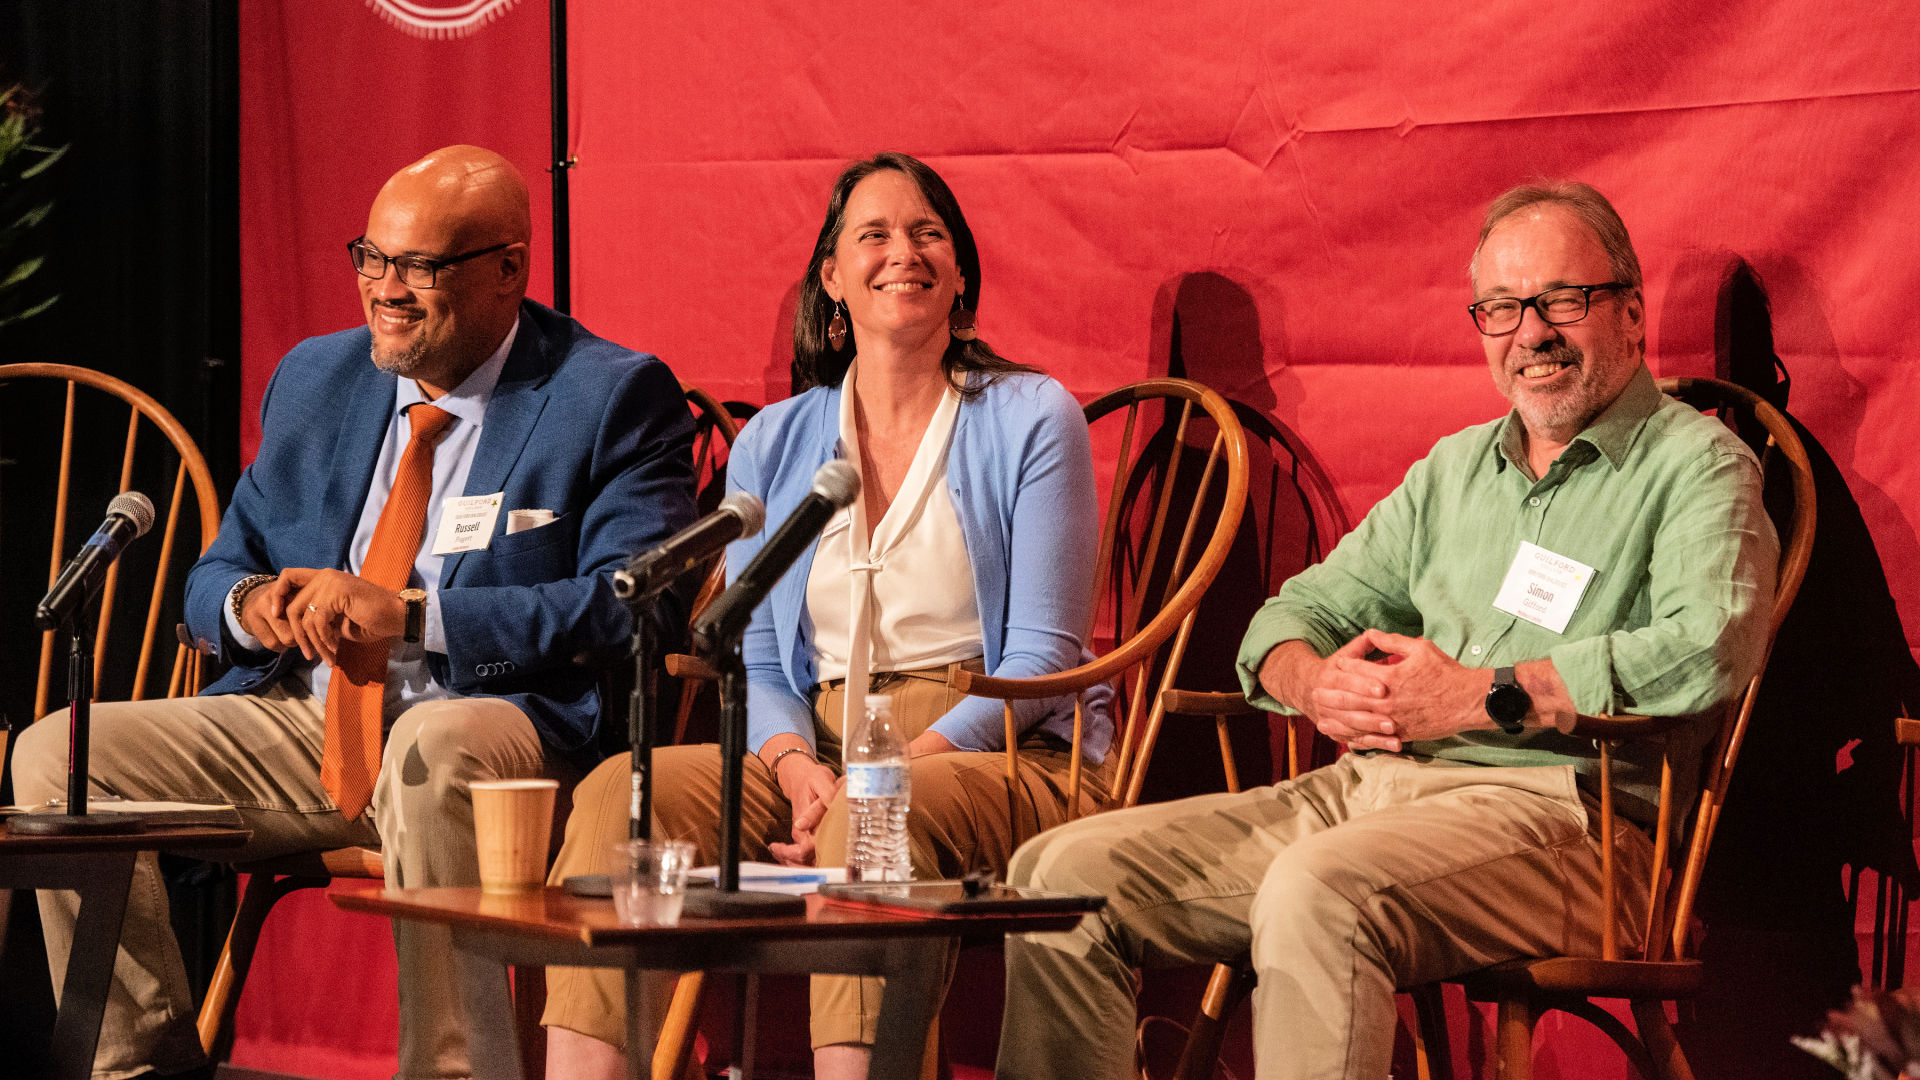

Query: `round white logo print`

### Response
(366, 0, 521, 39)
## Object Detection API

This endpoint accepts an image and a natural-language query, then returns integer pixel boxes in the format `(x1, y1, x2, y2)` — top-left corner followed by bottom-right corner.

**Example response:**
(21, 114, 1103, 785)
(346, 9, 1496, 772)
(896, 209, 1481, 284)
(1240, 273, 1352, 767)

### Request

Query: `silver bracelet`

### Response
(770, 746, 816, 773)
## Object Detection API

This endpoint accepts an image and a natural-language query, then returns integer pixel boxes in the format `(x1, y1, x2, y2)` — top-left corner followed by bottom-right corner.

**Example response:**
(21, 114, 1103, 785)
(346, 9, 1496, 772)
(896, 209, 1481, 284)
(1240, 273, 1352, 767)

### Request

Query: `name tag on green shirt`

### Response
(1492, 540, 1595, 634)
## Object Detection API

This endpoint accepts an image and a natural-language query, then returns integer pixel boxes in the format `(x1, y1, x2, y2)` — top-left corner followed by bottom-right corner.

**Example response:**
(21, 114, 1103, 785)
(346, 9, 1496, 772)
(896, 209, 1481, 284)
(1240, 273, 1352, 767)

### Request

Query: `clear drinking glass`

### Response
(609, 839, 695, 926)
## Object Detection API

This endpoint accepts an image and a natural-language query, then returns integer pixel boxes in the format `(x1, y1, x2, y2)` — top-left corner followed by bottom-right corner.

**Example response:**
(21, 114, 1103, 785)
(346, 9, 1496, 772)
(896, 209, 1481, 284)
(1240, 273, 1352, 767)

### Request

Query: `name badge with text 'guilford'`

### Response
(1491, 540, 1595, 635)
(432, 492, 504, 555)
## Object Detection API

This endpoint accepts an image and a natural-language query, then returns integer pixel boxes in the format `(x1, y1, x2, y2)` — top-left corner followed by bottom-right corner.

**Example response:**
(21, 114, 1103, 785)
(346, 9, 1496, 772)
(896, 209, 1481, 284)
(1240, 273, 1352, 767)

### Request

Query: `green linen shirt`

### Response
(1235, 367, 1779, 824)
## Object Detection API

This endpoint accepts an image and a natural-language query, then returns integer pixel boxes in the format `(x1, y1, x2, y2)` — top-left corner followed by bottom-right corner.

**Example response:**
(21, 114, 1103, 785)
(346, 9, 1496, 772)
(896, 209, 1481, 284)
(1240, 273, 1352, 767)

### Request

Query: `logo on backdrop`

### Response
(365, 0, 520, 39)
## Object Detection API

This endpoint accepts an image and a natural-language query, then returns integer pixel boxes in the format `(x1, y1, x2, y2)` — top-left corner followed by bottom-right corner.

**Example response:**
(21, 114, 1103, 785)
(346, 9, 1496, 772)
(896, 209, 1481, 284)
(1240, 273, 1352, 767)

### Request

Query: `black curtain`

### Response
(1, 3, 239, 1073)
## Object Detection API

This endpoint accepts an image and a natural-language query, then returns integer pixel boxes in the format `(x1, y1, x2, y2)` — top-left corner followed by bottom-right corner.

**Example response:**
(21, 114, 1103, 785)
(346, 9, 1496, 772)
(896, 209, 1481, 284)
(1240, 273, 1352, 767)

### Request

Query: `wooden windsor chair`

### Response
(1132, 400, 1352, 808)
(1865, 715, 1920, 989)
(1161, 376, 1817, 1080)
(0, 363, 222, 724)
(950, 376, 1252, 822)
(0, 362, 221, 1046)
(1116, 400, 1351, 1077)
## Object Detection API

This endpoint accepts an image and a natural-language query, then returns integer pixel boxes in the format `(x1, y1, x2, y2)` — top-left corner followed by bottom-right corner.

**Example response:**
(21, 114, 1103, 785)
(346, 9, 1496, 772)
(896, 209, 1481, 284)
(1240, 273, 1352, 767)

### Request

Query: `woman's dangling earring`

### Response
(949, 296, 977, 342)
(827, 300, 849, 351)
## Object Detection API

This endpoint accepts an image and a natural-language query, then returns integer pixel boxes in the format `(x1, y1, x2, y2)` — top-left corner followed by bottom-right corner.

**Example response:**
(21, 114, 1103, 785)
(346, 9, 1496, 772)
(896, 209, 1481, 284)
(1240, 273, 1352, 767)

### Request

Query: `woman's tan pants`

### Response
(541, 663, 1105, 1063)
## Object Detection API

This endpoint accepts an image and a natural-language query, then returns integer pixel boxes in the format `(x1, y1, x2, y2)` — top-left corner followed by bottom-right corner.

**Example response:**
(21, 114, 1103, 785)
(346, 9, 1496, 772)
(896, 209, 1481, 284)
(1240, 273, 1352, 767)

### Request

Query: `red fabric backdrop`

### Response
(236, 2, 1920, 1076)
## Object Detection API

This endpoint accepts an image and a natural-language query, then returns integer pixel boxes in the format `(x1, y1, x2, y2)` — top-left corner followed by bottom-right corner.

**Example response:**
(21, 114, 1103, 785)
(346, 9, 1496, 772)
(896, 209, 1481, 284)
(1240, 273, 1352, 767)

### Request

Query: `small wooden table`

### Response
(0, 821, 251, 1080)
(334, 885, 1090, 1080)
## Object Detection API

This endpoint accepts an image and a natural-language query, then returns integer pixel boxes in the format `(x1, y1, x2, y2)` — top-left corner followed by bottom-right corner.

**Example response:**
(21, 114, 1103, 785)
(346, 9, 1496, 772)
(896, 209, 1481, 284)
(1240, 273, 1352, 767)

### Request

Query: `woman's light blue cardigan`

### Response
(723, 371, 1114, 762)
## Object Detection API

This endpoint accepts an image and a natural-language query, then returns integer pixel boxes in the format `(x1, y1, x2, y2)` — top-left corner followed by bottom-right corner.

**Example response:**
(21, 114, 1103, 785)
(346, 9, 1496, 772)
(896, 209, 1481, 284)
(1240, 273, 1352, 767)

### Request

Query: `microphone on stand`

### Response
(684, 459, 860, 915)
(693, 460, 860, 654)
(36, 491, 156, 631)
(606, 493, 766, 853)
(612, 491, 766, 601)
(15, 491, 157, 836)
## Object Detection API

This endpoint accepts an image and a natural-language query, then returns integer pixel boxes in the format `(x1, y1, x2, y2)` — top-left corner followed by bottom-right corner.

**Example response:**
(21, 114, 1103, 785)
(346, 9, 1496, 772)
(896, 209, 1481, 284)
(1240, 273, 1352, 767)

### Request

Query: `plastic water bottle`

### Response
(844, 694, 911, 882)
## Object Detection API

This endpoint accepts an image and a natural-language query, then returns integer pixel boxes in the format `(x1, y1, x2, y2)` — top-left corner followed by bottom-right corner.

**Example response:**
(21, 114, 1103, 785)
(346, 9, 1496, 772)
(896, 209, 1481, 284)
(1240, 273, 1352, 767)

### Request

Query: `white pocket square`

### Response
(506, 509, 557, 535)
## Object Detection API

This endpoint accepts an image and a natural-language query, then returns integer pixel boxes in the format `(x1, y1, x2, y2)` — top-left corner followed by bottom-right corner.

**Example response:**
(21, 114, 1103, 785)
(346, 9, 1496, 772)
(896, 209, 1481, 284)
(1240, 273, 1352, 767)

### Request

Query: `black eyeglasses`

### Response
(347, 236, 511, 289)
(1467, 282, 1630, 336)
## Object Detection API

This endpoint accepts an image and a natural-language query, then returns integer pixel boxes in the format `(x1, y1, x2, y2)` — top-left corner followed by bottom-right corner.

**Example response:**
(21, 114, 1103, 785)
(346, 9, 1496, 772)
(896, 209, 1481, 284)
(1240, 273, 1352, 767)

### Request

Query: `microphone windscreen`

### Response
(108, 491, 156, 537)
(811, 459, 861, 509)
(720, 491, 766, 538)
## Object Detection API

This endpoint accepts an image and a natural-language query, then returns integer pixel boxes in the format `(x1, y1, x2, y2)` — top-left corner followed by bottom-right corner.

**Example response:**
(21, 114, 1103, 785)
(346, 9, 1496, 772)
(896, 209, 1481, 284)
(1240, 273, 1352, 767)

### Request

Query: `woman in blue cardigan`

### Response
(543, 152, 1111, 1080)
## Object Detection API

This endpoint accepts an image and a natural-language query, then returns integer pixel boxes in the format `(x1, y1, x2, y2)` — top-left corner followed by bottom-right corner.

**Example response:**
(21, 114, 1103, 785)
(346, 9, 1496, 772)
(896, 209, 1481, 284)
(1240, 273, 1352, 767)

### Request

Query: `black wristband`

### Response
(1485, 666, 1530, 735)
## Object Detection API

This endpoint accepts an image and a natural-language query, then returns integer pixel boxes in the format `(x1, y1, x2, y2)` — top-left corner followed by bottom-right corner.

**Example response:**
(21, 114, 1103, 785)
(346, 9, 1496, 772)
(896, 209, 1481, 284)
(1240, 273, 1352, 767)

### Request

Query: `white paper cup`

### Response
(610, 839, 696, 926)
(470, 779, 559, 894)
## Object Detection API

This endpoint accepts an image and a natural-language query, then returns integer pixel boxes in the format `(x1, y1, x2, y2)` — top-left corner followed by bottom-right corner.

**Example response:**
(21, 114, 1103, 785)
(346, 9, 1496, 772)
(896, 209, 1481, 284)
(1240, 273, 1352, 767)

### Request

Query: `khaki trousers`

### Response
(9, 680, 573, 1080)
(542, 663, 1107, 1057)
(996, 752, 1653, 1080)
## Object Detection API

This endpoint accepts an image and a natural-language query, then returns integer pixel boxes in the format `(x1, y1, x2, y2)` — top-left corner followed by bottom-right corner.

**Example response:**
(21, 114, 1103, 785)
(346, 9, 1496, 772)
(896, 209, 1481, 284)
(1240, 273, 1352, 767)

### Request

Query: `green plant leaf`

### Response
(0, 255, 44, 290)
(0, 291, 58, 329)
(20, 142, 68, 180)
(4, 199, 52, 234)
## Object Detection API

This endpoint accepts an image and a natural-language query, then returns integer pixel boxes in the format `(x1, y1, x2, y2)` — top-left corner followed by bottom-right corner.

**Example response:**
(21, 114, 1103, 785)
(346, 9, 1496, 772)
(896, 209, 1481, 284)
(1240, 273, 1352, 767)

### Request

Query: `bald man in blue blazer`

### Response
(12, 146, 696, 1080)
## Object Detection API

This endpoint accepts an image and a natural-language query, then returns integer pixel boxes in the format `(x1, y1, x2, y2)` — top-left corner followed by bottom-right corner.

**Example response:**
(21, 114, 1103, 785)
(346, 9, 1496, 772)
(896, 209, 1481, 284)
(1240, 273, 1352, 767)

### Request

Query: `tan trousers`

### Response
(9, 680, 572, 1080)
(542, 663, 1107, 1056)
(996, 752, 1654, 1080)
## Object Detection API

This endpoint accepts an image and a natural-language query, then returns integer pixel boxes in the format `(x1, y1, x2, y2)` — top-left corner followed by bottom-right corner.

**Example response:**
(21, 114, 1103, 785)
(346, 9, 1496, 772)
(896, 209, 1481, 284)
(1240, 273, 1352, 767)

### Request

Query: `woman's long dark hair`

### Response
(792, 152, 1037, 396)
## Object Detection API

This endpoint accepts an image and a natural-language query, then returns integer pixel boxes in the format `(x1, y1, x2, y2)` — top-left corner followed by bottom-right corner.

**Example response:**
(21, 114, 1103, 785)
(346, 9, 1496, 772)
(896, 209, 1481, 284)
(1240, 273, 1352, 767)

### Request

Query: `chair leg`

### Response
(1628, 1000, 1695, 1080)
(1493, 993, 1536, 1080)
(654, 971, 705, 1080)
(1169, 962, 1255, 1080)
(195, 873, 329, 1060)
(514, 965, 547, 1080)
(1560, 998, 1660, 1080)
(1408, 983, 1455, 1080)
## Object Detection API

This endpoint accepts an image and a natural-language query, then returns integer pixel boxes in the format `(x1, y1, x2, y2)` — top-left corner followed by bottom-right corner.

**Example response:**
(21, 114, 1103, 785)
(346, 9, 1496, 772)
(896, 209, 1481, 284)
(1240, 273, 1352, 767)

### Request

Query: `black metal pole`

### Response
(628, 603, 660, 841)
(715, 643, 745, 892)
(549, 0, 571, 313)
(13, 604, 140, 835)
(679, 637, 804, 918)
(65, 623, 91, 814)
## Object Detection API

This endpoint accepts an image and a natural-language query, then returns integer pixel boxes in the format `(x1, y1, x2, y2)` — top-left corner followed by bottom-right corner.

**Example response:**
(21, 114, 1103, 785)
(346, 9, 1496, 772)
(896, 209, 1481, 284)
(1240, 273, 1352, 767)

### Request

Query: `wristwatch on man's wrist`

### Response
(399, 588, 428, 644)
(1484, 666, 1530, 735)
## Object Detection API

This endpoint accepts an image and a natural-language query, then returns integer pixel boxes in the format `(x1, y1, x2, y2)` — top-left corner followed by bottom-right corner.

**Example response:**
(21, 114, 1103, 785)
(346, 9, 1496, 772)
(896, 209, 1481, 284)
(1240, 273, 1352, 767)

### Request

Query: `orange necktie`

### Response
(322, 403, 455, 820)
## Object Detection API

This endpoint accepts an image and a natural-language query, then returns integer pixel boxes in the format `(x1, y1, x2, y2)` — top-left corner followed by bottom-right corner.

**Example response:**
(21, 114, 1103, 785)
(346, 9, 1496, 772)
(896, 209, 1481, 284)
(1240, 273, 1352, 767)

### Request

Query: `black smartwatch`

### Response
(399, 588, 428, 644)
(1484, 666, 1529, 735)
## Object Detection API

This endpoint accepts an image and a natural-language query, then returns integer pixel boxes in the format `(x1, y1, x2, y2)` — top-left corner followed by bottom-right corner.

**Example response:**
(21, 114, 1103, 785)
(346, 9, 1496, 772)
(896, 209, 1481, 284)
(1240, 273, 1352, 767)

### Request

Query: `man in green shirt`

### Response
(995, 182, 1778, 1080)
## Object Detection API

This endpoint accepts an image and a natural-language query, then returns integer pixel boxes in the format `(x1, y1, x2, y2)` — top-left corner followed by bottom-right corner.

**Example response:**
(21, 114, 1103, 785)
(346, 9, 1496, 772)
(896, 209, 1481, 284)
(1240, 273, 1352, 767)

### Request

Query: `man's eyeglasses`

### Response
(347, 236, 511, 290)
(1467, 282, 1630, 337)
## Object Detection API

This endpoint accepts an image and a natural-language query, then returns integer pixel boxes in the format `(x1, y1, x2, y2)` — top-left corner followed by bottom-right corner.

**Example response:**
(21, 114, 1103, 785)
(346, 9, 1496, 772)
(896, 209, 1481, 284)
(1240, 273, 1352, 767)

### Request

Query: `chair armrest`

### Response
(177, 622, 215, 654)
(235, 845, 385, 879)
(1564, 713, 1694, 740)
(1160, 689, 1263, 717)
(952, 666, 1108, 701)
(1896, 716, 1920, 746)
(665, 653, 717, 682)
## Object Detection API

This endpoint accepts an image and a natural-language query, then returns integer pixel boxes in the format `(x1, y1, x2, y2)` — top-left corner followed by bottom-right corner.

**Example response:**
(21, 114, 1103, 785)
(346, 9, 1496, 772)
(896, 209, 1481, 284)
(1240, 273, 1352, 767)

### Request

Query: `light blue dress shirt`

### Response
(223, 323, 517, 719)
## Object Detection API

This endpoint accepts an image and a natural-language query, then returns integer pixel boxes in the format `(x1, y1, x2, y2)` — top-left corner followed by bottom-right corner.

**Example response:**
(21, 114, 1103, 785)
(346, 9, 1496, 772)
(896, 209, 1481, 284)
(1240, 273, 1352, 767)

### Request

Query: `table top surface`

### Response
(0, 821, 250, 855)
(334, 886, 1089, 947)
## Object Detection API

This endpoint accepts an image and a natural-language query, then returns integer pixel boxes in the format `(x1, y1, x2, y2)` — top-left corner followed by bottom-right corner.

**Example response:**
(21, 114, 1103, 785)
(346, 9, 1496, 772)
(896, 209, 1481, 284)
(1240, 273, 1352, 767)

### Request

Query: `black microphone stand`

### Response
(626, 596, 664, 842)
(681, 631, 805, 918)
(13, 597, 143, 835)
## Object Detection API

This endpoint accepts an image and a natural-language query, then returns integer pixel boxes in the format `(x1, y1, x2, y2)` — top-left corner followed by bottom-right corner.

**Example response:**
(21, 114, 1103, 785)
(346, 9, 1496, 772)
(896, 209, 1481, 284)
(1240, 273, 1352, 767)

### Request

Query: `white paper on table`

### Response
(689, 862, 848, 895)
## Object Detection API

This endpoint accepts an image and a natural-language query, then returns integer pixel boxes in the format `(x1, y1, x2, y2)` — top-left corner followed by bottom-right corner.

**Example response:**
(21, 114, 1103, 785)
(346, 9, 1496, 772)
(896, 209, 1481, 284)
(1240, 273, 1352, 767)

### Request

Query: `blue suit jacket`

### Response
(184, 300, 698, 754)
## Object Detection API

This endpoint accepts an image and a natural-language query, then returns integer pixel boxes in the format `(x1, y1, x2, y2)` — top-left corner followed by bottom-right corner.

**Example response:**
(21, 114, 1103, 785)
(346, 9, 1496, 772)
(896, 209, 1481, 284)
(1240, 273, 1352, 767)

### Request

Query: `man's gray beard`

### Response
(371, 337, 428, 378)
(1513, 342, 1600, 433)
